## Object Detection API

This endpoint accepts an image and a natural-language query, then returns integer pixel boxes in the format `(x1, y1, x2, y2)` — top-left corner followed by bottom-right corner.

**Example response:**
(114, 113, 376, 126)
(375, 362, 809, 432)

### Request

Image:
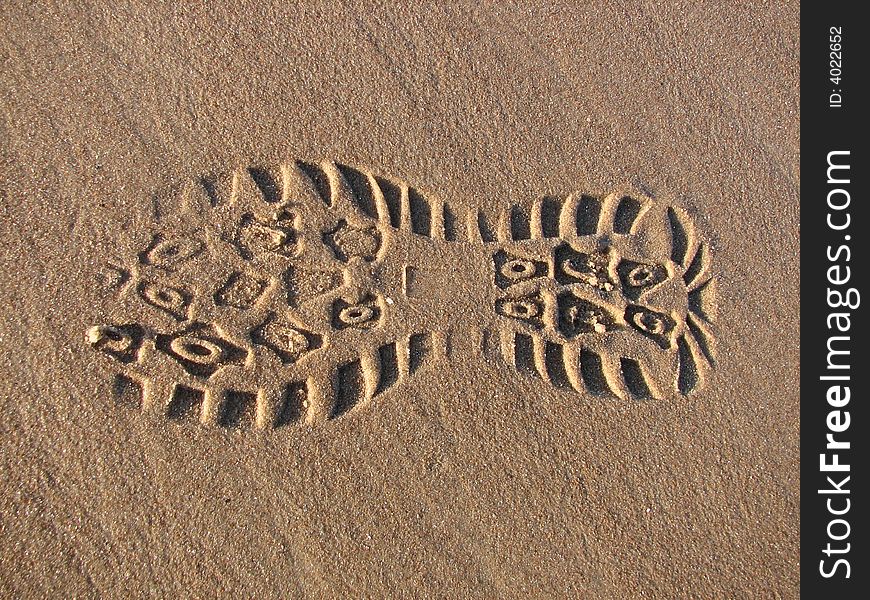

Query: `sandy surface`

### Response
(1, 2, 799, 597)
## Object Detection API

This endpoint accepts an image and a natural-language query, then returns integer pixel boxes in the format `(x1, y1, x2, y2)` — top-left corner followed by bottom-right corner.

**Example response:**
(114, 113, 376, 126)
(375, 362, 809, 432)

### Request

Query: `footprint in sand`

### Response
(87, 160, 717, 429)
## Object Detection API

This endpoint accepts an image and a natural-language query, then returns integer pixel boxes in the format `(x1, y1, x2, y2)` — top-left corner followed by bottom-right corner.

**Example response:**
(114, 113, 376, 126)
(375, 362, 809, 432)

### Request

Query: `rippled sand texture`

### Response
(0, 2, 799, 598)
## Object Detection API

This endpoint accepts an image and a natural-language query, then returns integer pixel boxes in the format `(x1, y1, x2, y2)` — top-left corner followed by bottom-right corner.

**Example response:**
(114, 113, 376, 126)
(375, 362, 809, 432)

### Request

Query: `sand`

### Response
(0, 1, 799, 597)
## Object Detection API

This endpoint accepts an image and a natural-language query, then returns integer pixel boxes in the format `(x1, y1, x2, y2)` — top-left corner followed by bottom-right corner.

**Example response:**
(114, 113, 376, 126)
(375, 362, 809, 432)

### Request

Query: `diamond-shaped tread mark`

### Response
(252, 315, 322, 364)
(324, 220, 381, 262)
(492, 249, 548, 290)
(615, 259, 668, 301)
(495, 292, 546, 330)
(140, 234, 204, 269)
(155, 323, 247, 377)
(624, 305, 676, 349)
(137, 281, 192, 321)
(214, 271, 270, 309)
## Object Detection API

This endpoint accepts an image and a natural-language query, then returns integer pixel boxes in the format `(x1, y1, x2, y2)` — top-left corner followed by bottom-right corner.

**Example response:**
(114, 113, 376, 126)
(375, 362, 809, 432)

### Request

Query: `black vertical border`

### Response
(801, 5, 867, 596)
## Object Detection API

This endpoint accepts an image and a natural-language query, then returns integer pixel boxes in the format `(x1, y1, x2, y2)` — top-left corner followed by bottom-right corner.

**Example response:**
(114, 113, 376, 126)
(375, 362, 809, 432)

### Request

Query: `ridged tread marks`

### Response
(485, 190, 715, 398)
(94, 164, 718, 435)
(469, 191, 654, 244)
(493, 330, 662, 400)
(189, 160, 485, 245)
(292, 160, 470, 242)
(110, 332, 442, 429)
(667, 205, 716, 394)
